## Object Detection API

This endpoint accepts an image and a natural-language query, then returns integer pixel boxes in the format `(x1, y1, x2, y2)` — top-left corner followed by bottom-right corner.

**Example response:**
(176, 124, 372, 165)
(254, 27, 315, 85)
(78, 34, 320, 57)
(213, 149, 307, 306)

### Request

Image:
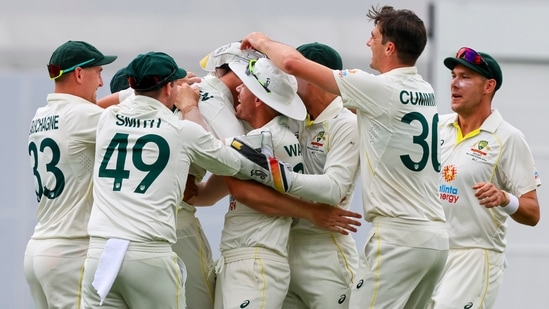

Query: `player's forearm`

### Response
(97, 92, 120, 108)
(225, 177, 313, 218)
(192, 174, 229, 206)
(288, 173, 346, 205)
(182, 106, 209, 131)
(509, 191, 540, 226)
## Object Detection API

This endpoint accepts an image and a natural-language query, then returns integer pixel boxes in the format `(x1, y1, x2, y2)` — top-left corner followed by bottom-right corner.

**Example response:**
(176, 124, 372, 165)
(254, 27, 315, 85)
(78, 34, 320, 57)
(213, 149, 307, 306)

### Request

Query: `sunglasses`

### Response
(455, 47, 493, 78)
(245, 59, 271, 93)
(47, 58, 95, 80)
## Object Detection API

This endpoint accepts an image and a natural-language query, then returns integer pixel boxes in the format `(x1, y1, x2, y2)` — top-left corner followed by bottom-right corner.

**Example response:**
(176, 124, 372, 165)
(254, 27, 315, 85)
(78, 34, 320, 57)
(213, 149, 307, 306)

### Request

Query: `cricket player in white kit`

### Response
(98, 62, 219, 309)
(25, 40, 116, 309)
(240, 5, 449, 309)
(89, 43, 265, 308)
(282, 42, 360, 309)
(171, 42, 266, 309)
(429, 48, 541, 309)
(80, 52, 296, 309)
(212, 58, 306, 309)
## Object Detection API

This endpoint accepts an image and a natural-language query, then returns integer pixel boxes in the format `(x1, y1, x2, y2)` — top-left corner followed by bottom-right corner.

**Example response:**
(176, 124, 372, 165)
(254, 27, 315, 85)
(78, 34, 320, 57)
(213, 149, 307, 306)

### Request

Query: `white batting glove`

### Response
(230, 135, 293, 193)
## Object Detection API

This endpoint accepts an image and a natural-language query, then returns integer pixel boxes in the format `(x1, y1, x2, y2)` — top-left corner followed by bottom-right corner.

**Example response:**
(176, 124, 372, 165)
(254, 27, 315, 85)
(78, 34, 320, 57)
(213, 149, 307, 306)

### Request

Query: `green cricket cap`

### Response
(297, 42, 343, 70)
(444, 49, 503, 91)
(110, 67, 129, 93)
(125, 52, 187, 92)
(48, 40, 117, 72)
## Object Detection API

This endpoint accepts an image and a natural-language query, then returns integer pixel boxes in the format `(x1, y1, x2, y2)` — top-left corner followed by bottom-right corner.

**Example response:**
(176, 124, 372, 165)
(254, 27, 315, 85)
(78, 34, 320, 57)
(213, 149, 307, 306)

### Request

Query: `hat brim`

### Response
(88, 55, 118, 67)
(170, 68, 188, 81)
(229, 62, 306, 121)
(443, 57, 491, 79)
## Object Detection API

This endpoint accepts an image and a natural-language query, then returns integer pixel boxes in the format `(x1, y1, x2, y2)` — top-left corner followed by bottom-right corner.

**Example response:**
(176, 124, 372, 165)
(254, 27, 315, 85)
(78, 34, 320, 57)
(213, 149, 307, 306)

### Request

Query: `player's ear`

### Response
(484, 78, 497, 94)
(385, 42, 396, 56)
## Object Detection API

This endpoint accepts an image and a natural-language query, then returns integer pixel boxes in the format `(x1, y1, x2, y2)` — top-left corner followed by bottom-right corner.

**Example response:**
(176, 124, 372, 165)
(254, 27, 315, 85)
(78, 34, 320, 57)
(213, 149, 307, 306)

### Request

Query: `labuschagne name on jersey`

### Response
(115, 114, 162, 129)
(29, 114, 59, 135)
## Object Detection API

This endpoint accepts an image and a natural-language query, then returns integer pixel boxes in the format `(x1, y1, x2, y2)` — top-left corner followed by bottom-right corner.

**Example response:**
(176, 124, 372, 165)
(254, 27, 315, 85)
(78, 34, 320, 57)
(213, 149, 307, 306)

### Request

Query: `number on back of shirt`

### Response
(400, 112, 440, 172)
(28, 138, 65, 202)
(98, 133, 170, 194)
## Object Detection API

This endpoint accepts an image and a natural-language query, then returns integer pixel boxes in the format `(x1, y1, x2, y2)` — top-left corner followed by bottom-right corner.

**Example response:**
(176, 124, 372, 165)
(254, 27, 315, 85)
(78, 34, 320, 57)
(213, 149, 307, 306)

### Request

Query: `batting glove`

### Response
(230, 135, 293, 193)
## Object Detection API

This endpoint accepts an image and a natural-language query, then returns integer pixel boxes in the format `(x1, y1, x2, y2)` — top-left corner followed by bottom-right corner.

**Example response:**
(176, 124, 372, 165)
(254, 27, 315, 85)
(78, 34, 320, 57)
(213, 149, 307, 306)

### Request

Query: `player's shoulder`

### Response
(438, 113, 457, 126)
(336, 107, 358, 124)
(496, 119, 529, 143)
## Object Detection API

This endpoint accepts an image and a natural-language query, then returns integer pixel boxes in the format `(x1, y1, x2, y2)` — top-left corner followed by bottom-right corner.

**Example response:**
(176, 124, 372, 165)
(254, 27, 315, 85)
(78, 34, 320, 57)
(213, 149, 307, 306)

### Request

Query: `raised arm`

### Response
(241, 32, 340, 96)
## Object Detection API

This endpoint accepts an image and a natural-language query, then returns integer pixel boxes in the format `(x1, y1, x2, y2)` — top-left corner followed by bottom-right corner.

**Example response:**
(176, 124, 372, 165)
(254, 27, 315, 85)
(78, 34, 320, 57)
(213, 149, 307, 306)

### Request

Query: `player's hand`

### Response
(305, 204, 362, 235)
(473, 182, 507, 208)
(183, 175, 198, 205)
(174, 83, 199, 114)
(179, 71, 202, 85)
(229, 136, 293, 193)
(241, 32, 270, 52)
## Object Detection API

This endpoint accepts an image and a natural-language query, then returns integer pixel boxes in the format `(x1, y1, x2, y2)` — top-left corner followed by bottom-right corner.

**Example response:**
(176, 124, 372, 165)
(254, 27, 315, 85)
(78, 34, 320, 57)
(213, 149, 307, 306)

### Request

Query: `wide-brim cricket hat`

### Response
(125, 52, 187, 92)
(229, 58, 306, 121)
(49, 40, 117, 71)
(200, 41, 266, 72)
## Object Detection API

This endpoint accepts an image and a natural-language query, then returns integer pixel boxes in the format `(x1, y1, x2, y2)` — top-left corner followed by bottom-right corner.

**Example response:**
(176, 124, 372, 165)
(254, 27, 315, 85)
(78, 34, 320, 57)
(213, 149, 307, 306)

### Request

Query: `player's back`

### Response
(335, 68, 444, 222)
(89, 96, 196, 243)
(28, 93, 102, 239)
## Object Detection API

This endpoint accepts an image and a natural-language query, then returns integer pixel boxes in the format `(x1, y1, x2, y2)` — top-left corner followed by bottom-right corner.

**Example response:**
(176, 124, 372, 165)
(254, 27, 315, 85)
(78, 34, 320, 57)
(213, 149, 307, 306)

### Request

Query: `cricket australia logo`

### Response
(471, 140, 490, 156)
(310, 131, 325, 148)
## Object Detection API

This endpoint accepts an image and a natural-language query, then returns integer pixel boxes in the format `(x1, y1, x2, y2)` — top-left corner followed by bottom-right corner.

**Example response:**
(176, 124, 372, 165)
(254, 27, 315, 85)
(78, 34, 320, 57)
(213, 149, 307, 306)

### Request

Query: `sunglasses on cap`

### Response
(245, 59, 271, 94)
(455, 47, 494, 78)
(47, 58, 96, 80)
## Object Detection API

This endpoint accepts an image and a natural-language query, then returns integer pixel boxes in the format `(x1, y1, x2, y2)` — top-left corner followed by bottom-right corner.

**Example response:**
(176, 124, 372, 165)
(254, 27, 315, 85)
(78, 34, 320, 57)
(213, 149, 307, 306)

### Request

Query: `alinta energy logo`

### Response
(440, 164, 460, 204)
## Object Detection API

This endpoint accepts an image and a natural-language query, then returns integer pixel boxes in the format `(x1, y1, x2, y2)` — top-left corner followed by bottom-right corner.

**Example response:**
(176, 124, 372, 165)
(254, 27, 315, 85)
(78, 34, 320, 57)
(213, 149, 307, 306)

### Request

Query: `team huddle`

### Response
(24, 5, 540, 309)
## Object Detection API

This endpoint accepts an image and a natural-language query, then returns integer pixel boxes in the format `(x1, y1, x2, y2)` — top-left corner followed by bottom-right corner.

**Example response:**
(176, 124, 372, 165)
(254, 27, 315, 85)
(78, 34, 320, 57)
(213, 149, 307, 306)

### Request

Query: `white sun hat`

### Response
(199, 41, 266, 72)
(229, 58, 306, 121)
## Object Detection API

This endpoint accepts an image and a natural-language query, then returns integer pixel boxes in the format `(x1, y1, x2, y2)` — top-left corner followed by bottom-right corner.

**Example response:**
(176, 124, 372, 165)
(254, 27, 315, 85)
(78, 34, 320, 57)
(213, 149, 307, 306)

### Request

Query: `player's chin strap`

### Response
(229, 135, 293, 193)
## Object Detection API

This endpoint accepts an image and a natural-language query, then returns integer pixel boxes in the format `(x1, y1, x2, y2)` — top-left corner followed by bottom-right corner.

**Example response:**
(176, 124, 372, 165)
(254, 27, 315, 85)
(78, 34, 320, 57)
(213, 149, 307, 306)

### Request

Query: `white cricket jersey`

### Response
(198, 75, 247, 139)
(88, 95, 247, 244)
(176, 75, 249, 211)
(333, 67, 445, 222)
(291, 98, 360, 235)
(220, 116, 303, 257)
(439, 110, 541, 252)
(28, 93, 101, 239)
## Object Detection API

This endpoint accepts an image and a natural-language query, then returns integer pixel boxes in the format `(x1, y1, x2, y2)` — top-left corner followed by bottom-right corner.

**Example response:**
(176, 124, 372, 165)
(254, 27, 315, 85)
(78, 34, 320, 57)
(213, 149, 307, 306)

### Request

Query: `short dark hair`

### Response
(367, 5, 427, 65)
